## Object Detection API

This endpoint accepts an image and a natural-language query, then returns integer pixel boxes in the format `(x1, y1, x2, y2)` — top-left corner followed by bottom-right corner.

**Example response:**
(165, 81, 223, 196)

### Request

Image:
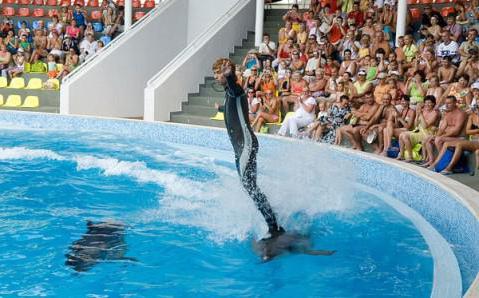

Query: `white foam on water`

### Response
(0, 147, 65, 161)
(73, 155, 204, 199)
(0, 143, 357, 244)
(135, 142, 357, 244)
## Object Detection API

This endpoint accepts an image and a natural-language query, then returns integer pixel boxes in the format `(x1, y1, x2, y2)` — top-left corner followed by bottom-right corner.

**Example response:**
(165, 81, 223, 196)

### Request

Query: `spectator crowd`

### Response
(226, 0, 479, 175)
(0, 0, 126, 82)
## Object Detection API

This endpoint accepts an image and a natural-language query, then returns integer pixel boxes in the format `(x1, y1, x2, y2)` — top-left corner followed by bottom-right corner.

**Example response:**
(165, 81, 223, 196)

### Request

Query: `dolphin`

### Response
(65, 221, 137, 272)
(253, 231, 335, 262)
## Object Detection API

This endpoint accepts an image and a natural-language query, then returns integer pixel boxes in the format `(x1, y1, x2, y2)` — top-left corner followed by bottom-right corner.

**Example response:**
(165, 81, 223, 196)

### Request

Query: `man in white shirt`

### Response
(79, 33, 98, 63)
(436, 31, 459, 64)
(258, 33, 276, 64)
(278, 89, 317, 137)
(304, 50, 320, 82)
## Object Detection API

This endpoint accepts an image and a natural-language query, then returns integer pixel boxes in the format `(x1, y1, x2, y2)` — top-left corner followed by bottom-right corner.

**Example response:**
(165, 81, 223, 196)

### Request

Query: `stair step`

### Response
(170, 113, 226, 128)
(265, 9, 288, 16)
(188, 95, 223, 106)
(198, 86, 224, 96)
(264, 20, 283, 26)
(182, 103, 219, 117)
(230, 56, 244, 65)
(264, 16, 284, 23)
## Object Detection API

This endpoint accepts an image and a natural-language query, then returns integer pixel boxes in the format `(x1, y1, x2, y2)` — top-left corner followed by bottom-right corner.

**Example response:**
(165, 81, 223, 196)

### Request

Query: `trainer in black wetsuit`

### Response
(216, 68, 284, 237)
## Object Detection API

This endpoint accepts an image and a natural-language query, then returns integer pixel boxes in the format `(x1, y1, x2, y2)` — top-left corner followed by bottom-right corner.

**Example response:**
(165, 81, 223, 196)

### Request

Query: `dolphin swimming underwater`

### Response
(253, 232, 336, 262)
(65, 221, 137, 272)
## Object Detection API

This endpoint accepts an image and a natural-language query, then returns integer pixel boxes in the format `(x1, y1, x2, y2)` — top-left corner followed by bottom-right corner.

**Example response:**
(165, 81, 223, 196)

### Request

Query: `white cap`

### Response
(471, 82, 479, 90)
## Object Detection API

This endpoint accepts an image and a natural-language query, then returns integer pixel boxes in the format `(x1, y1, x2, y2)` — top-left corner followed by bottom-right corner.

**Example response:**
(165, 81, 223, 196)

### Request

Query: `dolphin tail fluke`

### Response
(304, 250, 336, 256)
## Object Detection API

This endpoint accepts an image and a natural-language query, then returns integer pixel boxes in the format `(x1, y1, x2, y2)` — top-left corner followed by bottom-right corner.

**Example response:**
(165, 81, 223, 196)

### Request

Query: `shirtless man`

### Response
(337, 92, 379, 150)
(309, 70, 327, 98)
(437, 57, 456, 87)
(370, 31, 391, 57)
(339, 49, 357, 76)
(423, 96, 467, 167)
(30, 29, 48, 63)
(460, 49, 479, 83)
(360, 93, 397, 153)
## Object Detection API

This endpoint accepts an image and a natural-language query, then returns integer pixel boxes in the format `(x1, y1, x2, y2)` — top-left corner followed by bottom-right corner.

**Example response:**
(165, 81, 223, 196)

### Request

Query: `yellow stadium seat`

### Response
(25, 78, 43, 90)
(0, 94, 4, 105)
(0, 77, 7, 88)
(210, 112, 224, 121)
(43, 78, 60, 90)
(56, 64, 64, 72)
(7, 77, 25, 89)
(24, 63, 31, 73)
(3, 95, 22, 107)
(21, 96, 39, 108)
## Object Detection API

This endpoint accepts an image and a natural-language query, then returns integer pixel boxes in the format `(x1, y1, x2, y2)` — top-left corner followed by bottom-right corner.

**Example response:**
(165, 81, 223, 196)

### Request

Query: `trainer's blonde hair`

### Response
(212, 58, 235, 74)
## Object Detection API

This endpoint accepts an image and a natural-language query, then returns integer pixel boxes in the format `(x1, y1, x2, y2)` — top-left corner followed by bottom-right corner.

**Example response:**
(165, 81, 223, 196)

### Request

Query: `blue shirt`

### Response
(73, 11, 86, 27)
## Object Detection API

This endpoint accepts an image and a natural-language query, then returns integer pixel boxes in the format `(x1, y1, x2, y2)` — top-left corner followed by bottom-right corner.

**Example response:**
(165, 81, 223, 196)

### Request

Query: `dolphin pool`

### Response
(0, 111, 477, 297)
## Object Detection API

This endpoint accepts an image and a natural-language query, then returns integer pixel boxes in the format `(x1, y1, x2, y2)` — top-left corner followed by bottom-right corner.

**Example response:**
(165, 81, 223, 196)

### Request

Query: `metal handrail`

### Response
(63, 0, 168, 84)
(147, 0, 252, 86)
(265, 0, 309, 9)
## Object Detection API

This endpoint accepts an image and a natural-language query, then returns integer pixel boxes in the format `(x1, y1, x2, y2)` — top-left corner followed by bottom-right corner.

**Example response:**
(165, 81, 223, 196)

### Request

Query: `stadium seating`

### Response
(87, 0, 99, 6)
(144, 0, 155, 8)
(0, 77, 7, 89)
(25, 78, 43, 90)
(48, 9, 58, 17)
(410, 8, 422, 20)
(0, 95, 3, 106)
(7, 78, 26, 89)
(441, 6, 455, 17)
(33, 8, 45, 17)
(3, 95, 22, 107)
(18, 8, 31, 17)
(21, 96, 40, 108)
(91, 10, 102, 21)
(3, 7, 15, 16)
(134, 11, 146, 21)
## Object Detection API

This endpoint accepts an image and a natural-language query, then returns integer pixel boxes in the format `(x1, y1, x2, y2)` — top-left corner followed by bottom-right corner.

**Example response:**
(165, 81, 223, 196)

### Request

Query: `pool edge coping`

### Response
(1, 110, 478, 296)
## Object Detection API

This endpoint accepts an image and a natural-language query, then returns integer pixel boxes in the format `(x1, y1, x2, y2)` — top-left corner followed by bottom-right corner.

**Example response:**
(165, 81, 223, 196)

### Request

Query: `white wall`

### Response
(60, 0, 188, 118)
(144, 0, 255, 122)
(186, 0, 237, 43)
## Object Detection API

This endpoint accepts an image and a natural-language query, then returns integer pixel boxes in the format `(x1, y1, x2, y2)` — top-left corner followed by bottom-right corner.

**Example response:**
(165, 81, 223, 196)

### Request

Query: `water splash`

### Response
(0, 147, 65, 161)
(0, 144, 357, 243)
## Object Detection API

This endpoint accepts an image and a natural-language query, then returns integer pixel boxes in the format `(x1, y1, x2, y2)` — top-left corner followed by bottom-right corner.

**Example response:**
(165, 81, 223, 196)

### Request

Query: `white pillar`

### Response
(396, 0, 407, 45)
(255, 0, 264, 47)
(124, 0, 132, 31)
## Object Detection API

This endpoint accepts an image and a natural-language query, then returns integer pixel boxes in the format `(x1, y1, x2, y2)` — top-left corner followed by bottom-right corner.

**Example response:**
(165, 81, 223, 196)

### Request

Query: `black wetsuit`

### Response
(218, 72, 283, 235)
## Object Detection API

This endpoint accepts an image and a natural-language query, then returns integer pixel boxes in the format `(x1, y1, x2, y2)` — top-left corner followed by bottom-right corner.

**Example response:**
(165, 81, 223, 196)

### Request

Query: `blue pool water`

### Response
(0, 128, 435, 297)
